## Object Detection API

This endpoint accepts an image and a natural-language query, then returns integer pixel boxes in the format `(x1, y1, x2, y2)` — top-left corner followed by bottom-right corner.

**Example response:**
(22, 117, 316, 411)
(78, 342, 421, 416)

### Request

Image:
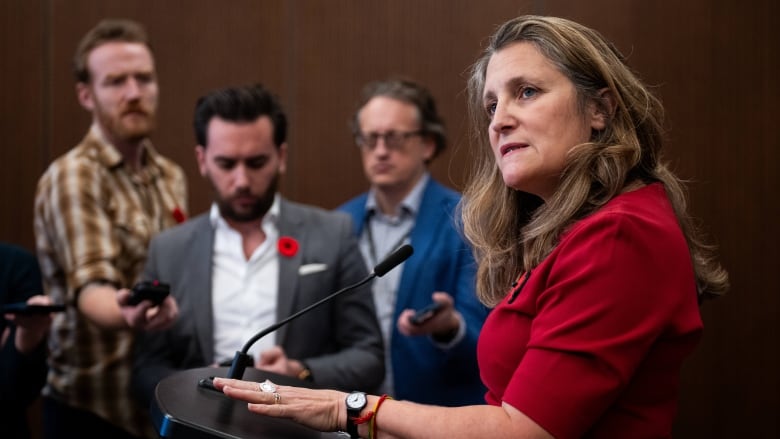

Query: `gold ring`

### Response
(273, 392, 282, 404)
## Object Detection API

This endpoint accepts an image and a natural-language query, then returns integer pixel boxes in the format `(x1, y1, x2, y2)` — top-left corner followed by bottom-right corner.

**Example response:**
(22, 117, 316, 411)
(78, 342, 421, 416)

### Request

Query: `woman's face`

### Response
(482, 41, 605, 201)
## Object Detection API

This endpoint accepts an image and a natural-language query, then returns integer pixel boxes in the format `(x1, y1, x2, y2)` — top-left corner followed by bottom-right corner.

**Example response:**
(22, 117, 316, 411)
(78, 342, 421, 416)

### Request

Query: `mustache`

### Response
(121, 102, 152, 117)
(232, 188, 254, 198)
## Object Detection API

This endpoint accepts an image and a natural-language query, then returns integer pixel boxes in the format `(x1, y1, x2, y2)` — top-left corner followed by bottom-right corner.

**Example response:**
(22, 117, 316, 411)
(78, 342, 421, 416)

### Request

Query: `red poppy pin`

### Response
(278, 236, 299, 258)
(172, 207, 186, 224)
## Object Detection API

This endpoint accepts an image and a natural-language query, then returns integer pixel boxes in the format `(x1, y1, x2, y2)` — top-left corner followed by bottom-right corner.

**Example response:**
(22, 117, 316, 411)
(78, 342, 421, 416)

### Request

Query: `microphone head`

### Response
(373, 244, 414, 277)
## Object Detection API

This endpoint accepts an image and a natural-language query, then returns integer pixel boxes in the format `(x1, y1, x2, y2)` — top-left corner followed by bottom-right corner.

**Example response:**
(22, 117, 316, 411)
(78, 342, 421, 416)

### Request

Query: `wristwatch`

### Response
(345, 391, 367, 438)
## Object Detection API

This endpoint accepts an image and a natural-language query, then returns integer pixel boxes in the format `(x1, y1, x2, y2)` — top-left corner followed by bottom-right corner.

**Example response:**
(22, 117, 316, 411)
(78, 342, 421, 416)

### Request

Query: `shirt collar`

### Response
(88, 123, 161, 175)
(366, 172, 429, 219)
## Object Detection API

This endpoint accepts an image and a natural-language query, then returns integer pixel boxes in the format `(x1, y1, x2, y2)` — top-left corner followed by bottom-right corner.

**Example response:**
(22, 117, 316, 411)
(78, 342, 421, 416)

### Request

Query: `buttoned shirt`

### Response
(34, 125, 187, 437)
(361, 173, 467, 395)
(361, 173, 421, 395)
(210, 197, 280, 363)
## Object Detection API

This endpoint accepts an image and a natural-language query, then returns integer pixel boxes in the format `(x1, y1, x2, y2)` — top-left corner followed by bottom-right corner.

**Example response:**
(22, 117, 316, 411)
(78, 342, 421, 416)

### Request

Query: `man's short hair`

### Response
(73, 19, 151, 84)
(193, 83, 288, 149)
(352, 78, 447, 160)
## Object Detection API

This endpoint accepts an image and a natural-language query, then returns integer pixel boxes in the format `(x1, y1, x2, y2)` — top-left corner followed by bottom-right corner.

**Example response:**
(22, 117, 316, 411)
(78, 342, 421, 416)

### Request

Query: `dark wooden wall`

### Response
(1, 1, 776, 437)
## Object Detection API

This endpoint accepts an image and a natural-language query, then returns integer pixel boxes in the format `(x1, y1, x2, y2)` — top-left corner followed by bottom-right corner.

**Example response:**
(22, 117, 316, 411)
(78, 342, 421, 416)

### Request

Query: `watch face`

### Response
(346, 392, 367, 409)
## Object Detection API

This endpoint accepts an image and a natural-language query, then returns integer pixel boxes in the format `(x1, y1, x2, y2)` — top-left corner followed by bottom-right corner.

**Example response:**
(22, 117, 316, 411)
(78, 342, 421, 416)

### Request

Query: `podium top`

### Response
(152, 367, 345, 439)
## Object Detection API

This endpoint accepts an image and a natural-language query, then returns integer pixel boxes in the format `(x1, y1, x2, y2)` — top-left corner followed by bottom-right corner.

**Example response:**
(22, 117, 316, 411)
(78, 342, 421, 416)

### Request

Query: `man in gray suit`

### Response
(132, 84, 384, 407)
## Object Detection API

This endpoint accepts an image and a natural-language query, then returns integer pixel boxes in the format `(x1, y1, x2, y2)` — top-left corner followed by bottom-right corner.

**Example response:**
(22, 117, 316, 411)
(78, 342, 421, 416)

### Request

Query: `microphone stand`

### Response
(223, 243, 414, 381)
(153, 244, 413, 438)
(225, 275, 375, 379)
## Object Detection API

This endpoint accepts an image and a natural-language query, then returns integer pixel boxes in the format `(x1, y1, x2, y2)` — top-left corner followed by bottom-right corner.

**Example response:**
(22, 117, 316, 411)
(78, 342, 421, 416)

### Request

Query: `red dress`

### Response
(478, 184, 703, 438)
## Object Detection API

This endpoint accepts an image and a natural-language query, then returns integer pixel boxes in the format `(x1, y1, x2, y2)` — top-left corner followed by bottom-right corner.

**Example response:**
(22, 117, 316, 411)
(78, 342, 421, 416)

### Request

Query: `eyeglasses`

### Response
(355, 130, 423, 151)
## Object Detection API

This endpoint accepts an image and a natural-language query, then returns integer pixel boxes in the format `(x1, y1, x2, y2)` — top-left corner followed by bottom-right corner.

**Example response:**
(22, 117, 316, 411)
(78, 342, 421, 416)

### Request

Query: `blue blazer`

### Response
(339, 179, 488, 406)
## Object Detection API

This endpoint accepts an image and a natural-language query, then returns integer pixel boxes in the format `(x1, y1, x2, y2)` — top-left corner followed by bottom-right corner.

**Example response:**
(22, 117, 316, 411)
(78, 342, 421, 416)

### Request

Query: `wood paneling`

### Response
(0, 1, 776, 437)
(541, 2, 778, 436)
(285, 0, 533, 208)
(0, 0, 46, 248)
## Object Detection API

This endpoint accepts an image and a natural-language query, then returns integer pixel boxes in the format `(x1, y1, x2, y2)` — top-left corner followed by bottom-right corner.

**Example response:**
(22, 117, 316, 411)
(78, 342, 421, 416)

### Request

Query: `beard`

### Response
(94, 99, 156, 143)
(213, 171, 279, 223)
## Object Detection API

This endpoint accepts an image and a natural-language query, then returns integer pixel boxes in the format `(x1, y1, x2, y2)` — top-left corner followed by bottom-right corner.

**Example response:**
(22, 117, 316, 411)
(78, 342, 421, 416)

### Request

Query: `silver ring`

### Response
(258, 379, 276, 393)
(273, 392, 281, 404)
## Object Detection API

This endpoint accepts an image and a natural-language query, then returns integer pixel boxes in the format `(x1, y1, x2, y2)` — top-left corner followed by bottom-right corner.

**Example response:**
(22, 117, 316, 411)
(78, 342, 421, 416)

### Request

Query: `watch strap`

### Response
(345, 392, 367, 438)
(346, 417, 359, 438)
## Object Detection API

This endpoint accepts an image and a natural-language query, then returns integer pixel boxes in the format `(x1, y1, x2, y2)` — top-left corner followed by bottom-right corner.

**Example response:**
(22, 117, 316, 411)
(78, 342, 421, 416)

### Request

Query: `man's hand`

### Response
(3, 295, 54, 354)
(397, 291, 462, 339)
(255, 345, 306, 378)
(77, 283, 178, 331)
(116, 288, 179, 331)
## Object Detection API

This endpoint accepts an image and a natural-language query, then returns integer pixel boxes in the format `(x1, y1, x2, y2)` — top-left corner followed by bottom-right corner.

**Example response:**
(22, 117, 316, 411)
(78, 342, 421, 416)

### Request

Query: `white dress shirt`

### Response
(210, 197, 280, 364)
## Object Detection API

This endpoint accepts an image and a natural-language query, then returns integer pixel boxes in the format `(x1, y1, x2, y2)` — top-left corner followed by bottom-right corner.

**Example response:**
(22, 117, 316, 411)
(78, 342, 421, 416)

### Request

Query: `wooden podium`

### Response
(152, 367, 345, 438)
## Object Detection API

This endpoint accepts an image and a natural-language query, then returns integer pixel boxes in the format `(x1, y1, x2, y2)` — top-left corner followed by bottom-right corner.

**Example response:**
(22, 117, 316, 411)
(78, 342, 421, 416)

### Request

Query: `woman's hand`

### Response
(213, 377, 347, 432)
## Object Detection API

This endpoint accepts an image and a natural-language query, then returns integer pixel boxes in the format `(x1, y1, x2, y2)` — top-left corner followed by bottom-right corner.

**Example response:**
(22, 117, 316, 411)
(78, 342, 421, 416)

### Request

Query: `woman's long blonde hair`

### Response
(462, 16, 728, 306)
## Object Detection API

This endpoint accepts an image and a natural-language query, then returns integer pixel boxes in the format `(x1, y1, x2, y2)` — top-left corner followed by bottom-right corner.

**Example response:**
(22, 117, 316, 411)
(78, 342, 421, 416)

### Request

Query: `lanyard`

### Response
(365, 212, 413, 268)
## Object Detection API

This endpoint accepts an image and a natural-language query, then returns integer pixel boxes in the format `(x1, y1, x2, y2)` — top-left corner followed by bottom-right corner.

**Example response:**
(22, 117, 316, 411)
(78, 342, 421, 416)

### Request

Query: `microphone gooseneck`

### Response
(373, 243, 414, 277)
(225, 244, 413, 380)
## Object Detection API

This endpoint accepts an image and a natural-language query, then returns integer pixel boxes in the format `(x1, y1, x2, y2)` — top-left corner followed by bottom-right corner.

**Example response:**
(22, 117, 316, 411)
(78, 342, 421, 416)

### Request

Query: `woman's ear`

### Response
(590, 88, 616, 131)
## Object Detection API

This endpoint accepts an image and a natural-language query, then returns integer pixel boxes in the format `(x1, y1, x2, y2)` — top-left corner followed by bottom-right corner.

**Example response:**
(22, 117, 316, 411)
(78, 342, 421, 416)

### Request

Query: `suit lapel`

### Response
(187, 216, 217, 363)
(275, 199, 303, 345)
(398, 181, 446, 310)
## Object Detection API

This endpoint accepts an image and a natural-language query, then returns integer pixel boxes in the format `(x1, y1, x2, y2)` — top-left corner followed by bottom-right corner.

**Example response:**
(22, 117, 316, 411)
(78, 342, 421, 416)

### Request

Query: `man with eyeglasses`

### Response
(338, 78, 488, 406)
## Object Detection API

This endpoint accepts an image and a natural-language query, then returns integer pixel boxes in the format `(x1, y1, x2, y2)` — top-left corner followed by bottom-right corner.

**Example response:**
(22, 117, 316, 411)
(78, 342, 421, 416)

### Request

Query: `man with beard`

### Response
(130, 84, 384, 412)
(33, 19, 185, 439)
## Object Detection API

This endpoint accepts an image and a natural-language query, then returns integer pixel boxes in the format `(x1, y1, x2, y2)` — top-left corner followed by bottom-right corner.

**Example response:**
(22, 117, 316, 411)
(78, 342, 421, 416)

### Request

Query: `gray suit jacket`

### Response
(132, 198, 384, 407)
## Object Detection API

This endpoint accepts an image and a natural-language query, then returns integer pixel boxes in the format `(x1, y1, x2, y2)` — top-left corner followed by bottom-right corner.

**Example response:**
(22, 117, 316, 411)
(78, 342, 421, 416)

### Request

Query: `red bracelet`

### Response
(352, 410, 374, 425)
(370, 394, 392, 439)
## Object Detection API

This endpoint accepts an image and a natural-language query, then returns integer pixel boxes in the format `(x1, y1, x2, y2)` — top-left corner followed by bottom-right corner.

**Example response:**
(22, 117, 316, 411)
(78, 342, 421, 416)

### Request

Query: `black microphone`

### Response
(373, 244, 413, 277)
(219, 244, 413, 381)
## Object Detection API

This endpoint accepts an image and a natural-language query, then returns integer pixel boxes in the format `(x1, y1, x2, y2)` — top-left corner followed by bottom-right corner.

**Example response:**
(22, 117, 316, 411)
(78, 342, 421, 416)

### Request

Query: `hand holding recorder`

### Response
(397, 291, 463, 340)
(2, 295, 57, 354)
(117, 280, 178, 332)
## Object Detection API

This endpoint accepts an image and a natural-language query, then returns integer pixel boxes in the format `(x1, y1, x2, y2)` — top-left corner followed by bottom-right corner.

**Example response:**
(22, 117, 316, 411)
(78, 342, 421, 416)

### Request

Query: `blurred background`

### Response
(1, 0, 776, 437)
